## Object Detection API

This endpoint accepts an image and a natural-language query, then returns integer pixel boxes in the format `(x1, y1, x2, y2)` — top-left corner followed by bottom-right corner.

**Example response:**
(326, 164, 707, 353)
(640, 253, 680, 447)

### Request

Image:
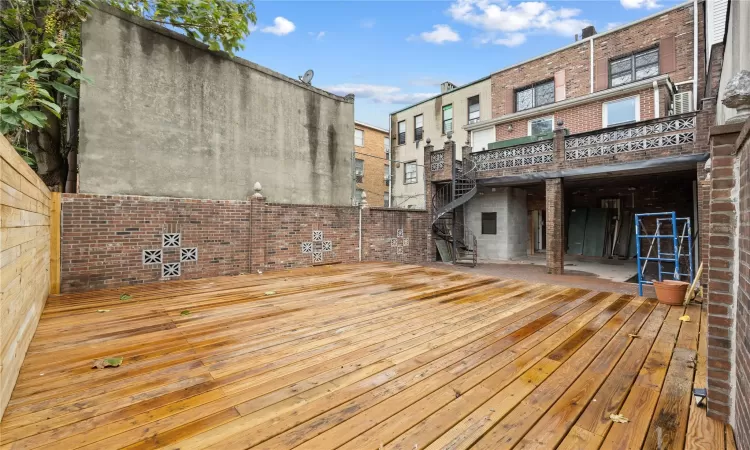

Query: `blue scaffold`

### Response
(634, 212, 694, 296)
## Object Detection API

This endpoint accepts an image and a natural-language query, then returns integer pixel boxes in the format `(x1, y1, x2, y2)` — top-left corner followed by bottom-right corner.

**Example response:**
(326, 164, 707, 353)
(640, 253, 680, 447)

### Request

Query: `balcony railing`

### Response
(471, 139, 553, 172)
(564, 113, 696, 161)
(430, 150, 445, 171)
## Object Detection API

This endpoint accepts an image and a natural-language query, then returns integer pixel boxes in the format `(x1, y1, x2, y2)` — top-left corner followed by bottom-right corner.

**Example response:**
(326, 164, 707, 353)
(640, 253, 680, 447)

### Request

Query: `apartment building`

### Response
(389, 78, 492, 209)
(422, 0, 709, 281)
(353, 121, 390, 207)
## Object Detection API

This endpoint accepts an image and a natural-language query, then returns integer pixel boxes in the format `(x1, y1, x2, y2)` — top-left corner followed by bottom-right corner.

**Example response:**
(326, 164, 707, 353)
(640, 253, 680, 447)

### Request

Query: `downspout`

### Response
(653, 80, 661, 118)
(693, 0, 699, 111)
(359, 192, 368, 261)
(388, 117, 392, 207)
(590, 37, 595, 94)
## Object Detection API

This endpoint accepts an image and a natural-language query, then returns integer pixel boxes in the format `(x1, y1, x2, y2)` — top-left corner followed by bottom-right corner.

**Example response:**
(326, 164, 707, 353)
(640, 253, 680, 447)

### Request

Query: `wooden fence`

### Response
(0, 136, 57, 418)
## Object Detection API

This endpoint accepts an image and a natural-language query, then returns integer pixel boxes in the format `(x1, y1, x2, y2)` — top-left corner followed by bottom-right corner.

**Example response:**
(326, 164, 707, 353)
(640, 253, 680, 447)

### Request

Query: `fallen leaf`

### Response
(679, 315, 691, 322)
(92, 357, 124, 369)
(610, 413, 629, 423)
(628, 334, 639, 338)
(180, 310, 191, 316)
(96, 309, 111, 313)
(264, 291, 276, 296)
(119, 294, 132, 301)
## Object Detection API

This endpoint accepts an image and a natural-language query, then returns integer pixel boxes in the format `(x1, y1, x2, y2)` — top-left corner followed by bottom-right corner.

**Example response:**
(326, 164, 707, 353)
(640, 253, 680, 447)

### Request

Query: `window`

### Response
(481, 212, 497, 235)
(354, 129, 364, 147)
(603, 96, 640, 127)
(397, 120, 406, 145)
(609, 48, 659, 88)
(404, 161, 417, 184)
(414, 114, 424, 141)
(354, 189, 364, 205)
(515, 80, 554, 112)
(442, 105, 453, 134)
(383, 193, 390, 208)
(384, 136, 390, 155)
(355, 158, 364, 183)
(528, 117, 554, 136)
(384, 164, 390, 186)
(468, 96, 480, 124)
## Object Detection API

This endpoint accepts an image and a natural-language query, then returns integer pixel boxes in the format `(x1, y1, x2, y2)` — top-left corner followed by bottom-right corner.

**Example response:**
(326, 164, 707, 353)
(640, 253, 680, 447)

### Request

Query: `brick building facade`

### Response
(354, 121, 389, 207)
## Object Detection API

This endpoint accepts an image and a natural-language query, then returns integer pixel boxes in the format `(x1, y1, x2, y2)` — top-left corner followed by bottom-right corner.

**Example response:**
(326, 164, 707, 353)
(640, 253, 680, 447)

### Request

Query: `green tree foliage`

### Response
(1, 0, 256, 189)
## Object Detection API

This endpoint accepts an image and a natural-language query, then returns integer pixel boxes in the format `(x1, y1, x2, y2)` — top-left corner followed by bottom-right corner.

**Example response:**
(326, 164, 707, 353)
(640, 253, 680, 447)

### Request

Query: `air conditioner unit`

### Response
(672, 92, 693, 114)
(355, 169, 363, 176)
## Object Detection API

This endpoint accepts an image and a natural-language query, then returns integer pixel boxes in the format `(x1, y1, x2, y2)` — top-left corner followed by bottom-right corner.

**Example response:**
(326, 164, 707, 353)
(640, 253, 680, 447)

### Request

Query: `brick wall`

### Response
(489, 3, 701, 153)
(61, 193, 430, 292)
(61, 194, 251, 292)
(734, 121, 750, 447)
(495, 88, 656, 141)
(705, 122, 744, 422)
(355, 123, 388, 207)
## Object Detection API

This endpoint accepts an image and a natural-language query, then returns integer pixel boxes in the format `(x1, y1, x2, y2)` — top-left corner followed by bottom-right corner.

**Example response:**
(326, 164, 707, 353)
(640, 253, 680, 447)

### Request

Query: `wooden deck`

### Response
(0, 262, 734, 449)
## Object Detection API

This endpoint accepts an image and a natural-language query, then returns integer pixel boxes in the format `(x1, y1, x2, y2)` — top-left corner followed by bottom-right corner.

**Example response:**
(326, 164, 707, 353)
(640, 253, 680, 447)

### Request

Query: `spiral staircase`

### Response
(431, 155, 478, 267)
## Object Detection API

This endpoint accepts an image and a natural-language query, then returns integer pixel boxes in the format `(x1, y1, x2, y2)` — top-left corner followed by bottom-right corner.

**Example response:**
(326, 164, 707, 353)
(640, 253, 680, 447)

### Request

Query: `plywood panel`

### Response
(0, 135, 51, 420)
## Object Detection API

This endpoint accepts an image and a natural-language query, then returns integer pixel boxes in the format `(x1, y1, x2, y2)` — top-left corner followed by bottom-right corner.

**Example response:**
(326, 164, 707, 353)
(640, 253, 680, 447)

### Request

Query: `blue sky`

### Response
(237, 0, 686, 129)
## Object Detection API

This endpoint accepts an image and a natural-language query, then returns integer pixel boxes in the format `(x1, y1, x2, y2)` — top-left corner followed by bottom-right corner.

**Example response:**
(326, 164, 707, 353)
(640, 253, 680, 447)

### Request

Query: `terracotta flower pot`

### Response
(652, 280, 690, 305)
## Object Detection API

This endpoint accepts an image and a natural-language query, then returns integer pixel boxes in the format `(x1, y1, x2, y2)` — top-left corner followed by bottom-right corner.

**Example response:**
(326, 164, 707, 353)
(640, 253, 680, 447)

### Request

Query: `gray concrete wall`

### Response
(79, 6, 354, 204)
(466, 187, 528, 260)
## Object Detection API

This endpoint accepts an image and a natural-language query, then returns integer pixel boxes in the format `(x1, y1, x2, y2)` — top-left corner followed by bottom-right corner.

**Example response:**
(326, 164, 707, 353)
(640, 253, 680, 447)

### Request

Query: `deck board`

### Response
(0, 262, 729, 449)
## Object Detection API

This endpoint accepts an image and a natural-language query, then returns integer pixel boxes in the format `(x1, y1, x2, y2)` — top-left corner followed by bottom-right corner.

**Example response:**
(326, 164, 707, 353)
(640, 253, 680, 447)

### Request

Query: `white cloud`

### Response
(477, 32, 526, 46)
(416, 24, 461, 44)
(261, 17, 296, 36)
(308, 31, 326, 40)
(620, 0, 662, 9)
(360, 19, 376, 29)
(323, 84, 436, 104)
(447, 0, 591, 46)
(606, 22, 623, 30)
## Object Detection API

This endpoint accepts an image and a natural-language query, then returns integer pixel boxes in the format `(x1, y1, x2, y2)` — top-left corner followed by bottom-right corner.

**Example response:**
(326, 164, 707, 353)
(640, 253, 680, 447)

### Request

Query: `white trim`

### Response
(354, 121, 388, 134)
(527, 116, 555, 136)
(653, 80, 660, 119)
(693, 0, 698, 111)
(465, 75, 668, 131)
(602, 95, 640, 127)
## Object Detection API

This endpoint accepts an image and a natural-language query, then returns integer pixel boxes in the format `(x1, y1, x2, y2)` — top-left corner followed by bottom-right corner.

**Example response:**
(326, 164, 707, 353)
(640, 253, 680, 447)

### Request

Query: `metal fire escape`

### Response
(431, 149, 478, 267)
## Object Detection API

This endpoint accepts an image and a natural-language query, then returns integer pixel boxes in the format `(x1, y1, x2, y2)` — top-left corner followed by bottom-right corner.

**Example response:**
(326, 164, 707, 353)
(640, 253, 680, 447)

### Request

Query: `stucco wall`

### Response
(390, 79, 491, 209)
(465, 187, 528, 261)
(715, 0, 750, 125)
(79, 6, 354, 205)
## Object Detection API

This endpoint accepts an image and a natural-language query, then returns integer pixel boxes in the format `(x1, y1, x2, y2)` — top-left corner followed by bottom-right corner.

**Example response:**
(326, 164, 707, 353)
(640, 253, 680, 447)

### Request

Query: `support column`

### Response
(545, 177, 564, 275)
(423, 139, 436, 261)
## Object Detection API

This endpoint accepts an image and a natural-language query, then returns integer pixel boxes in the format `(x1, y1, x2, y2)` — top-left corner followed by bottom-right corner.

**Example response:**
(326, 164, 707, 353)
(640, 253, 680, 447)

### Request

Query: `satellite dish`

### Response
(299, 69, 314, 85)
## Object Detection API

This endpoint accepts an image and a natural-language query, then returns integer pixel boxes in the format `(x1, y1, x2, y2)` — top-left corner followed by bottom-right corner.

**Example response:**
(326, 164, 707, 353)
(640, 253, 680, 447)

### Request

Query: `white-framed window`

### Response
(384, 136, 390, 154)
(397, 120, 406, 145)
(404, 161, 417, 184)
(383, 192, 390, 208)
(354, 129, 364, 147)
(414, 114, 424, 141)
(609, 48, 659, 88)
(528, 116, 554, 136)
(603, 96, 640, 127)
(355, 158, 364, 183)
(468, 95, 480, 124)
(442, 105, 453, 134)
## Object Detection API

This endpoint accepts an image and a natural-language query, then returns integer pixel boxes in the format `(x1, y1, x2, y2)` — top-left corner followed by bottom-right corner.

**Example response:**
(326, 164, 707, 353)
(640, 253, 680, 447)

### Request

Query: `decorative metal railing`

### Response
(430, 150, 445, 171)
(471, 140, 554, 172)
(564, 114, 696, 161)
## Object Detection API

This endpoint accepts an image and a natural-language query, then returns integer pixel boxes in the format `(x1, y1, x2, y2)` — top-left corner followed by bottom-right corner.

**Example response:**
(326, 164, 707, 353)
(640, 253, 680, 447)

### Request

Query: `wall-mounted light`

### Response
(507, 124, 513, 132)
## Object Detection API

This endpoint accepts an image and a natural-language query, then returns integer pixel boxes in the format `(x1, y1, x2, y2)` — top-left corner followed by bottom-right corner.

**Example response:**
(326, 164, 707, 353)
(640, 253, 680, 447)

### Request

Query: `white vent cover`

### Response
(672, 92, 693, 114)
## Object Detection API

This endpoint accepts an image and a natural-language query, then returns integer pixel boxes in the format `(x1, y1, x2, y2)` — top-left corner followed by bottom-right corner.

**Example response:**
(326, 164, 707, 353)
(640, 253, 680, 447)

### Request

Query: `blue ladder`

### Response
(635, 212, 694, 296)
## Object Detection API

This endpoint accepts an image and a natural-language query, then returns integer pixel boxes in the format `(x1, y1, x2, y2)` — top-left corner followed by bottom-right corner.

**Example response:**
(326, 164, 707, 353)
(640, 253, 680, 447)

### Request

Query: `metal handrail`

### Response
(431, 154, 478, 266)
